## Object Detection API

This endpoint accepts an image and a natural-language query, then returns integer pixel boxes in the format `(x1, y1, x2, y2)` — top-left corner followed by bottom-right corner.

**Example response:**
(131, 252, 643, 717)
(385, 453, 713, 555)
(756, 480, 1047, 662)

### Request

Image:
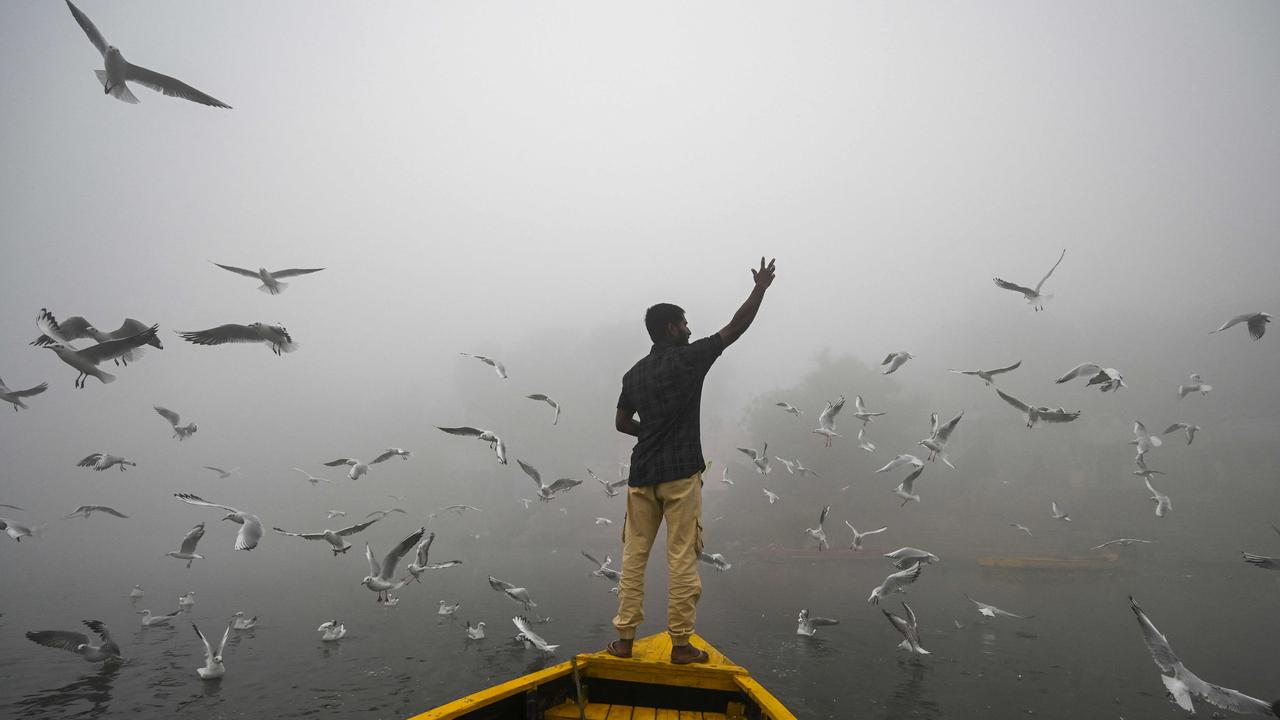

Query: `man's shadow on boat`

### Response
(15, 663, 121, 719)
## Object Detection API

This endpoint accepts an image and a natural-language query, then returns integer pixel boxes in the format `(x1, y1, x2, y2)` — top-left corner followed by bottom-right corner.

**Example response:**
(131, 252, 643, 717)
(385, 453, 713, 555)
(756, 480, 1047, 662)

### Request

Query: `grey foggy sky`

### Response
(1, 0, 1278, 521)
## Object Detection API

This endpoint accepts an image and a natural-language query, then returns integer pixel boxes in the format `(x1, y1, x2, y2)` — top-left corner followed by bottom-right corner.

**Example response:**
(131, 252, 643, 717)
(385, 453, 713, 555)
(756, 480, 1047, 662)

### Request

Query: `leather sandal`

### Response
(669, 644, 709, 665)
(606, 639, 633, 658)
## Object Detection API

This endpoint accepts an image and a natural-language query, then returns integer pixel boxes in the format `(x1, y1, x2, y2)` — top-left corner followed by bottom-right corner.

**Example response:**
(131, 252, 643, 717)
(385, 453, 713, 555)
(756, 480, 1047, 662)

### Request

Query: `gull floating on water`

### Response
(995, 389, 1081, 428)
(884, 547, 940, 570)
(211, 263, 323, 295)
(699, 551, 733, 572)
(762, 488, 781, 505)
(154, 406, 197, 440)
(192, 621, 232, 680)
(129, 585, 144, 599)
(881, 352, 914, 375)
(36, 309, 159, 388)
(966, 594, 1033, 619)
(436, 426, 507, 464)
(1162, 423, 1200, 446)
(883, 602, 930, 655)
(868, 562, 923, 604)
(1145, 479, 1172, 518)
(525, 394, 561, 425)
(460, 353, 507, 378)
(919, 411, 963, 469)
(775, 402, 803, 417)
(1055, 362, 1126, 392)
(404, 532, 463, 582)
(795, 609, 839, 637)
(1242, 552, 1279, 571)
(26, 620, 121, 664)
(1177, 373, 1213, 400)
(77, 453, 136, 472)
(317, 621, 346, 642)
(179, 592, 196, 609)
(517, 460, 582, 502)
(166, 522, 206, 567)
(804, 506, 831, 551)
(512, 616, 558, 653)
(273, 516, 384, 556)
(1210, 312, 1271, 341)
(844, 521, 887, 550)
(813, 395, 845, 447)
(231, 612, 257, 630)
(438, 601, 461, 616)
(362, 527, 426, 603)
(64, 0, 231, 107)
(1092, 538, 1153, 550)
(737, 444, 771, 474)
(138, 609, 181, 627)
(0, 377, 47, 411)
(174, 493, 262, 550)
(63, 505, 128, 520)
(1050, 502, 1071, 522)
(466, 621, 486, 640)
(948, 360, 1022, 386)
(993, 249, 1066, 311)
(1129, 596, 1279, 716)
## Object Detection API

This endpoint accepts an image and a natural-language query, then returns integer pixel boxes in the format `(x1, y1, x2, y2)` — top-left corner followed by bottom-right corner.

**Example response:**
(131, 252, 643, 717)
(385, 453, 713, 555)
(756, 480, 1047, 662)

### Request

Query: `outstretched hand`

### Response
(752, 257, 777, 289)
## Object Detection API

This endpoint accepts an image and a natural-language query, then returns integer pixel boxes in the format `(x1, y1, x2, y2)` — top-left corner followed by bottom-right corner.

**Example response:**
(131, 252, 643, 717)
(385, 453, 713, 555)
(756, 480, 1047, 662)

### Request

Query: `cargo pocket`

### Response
(694, 520, 704, 556)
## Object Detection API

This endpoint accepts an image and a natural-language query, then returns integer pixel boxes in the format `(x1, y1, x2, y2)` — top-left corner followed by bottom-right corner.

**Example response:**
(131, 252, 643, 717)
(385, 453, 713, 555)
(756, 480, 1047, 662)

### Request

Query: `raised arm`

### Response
(718, 257, 776, 348)
(615, 407, 640, 437)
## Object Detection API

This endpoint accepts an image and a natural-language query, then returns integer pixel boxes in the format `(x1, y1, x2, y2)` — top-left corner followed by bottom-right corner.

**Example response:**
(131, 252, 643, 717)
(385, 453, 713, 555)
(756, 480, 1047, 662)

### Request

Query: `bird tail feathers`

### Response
(97, 369, 117, 384)
(96, 71, 140, 104)
(258, 281, 287, 295)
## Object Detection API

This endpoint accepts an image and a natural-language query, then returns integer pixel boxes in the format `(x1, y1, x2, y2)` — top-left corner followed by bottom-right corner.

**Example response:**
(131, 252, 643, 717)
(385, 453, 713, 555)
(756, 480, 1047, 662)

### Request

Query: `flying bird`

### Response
(966, 594, 1033, 619)
(371, 448, 411, 463)
(804, 506, 831, 551)
(361, 527, 426, 603)
(64, 1, 230, 107)
(883, 602, 930, 655)
(844, 521, 887, 550)
(581, 551, 621, 582)
(0, 517, 40, 542)
(525, 394, 561, 425)
(165, 522, 206, 567)
(323, 457, 371, 481)
(813, 395, 845, 447)
(293, 468, 333, 486)
(32, 317, 162, 367)
(154, 406, 197, 440)
(795, 609, 839, 637)
(26, 620, 122, 664)
(995, 389, 1081, 428)
(592, 468, 628, 496)
(762, 488, 781, 505)
(77, 453, 136, 472)
(36, 309, 158, 387)
(1050, 502, 1071, 522)
(1130, 421, 1164, 461)
(992, 249, 1066, 311)
(894, 466, 925, 506)
(516, 460, 582, 502)
(1055, 362, 1126, 392)
(460, 353, 507, 378)
(948, 360, 1022, 386)
(881, 352, 914, 375)
(876, 455, 924, 474)
(203, 466, 237, 479)
(1129, 596, 1279, 717)
(852, 395, 886, 424)
(488, 576, 538, 612)
(699, 551, 733, 572)
(1092, 538, 1153, 550)
(436, 426, 507, 464)
(737, 444, 771, 474)
(1010, 523, 1033, 537)
(210, 263, 323, 295)
(856, 427, 876, 453)
(868, 562, 923, 604)
(0, 377, 48, 411)
(1161, 422, 1200, 445)
(272, 516, 384, 556)
(1177, 374, 1213, 400)
(173, 493, 262, 550)
(177, 323, 296, 355)
(1145, 479, 1172, 518)
(775, 402, 803, 417)
(404, 532, 463, 582)
(884, 547, 940, 570)
(919, 411, 964, 468)
(192, 621, 232, 680)
(512, 616, 558, 653)
(63, 505, 128, 520)
(1210, 312, 1271, 341)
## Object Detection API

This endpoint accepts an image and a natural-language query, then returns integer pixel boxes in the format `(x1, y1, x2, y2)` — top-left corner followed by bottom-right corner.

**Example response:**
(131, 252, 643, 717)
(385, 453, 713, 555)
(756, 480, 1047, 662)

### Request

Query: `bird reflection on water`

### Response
(16, 664, 120, 720)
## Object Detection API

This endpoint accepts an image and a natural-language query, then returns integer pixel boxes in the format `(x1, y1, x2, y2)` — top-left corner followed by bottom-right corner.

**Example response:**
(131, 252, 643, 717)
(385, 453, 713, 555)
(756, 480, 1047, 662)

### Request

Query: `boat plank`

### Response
(605, 704, 634, 719)
(408, 662, 571, 719)
(654, 710, 680, 720)
(631, 708, 657, 720)
(734, 675, 797, 720)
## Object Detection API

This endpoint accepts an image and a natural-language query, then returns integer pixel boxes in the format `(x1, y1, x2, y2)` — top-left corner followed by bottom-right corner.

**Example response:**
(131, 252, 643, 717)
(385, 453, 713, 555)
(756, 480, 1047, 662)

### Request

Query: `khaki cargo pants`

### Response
(612, 472, 703, 646)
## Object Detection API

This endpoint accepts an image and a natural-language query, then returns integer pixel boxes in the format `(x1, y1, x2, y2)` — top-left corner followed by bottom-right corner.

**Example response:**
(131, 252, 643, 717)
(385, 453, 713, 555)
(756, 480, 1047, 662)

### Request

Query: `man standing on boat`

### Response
(609, 257, 777, 664)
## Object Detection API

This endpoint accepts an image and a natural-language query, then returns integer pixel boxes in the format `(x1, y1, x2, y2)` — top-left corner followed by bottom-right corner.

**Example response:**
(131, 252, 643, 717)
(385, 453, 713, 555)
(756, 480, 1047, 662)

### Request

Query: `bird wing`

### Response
(818, 505, 830, 526)
(582, 550, 604, 567)
(11, 382, 49, 398)
(336, 517, 382, 537)
(212, 262, 258, 278)
(379, 527, 426, 580)
(1246, 314, 1269, 340)
(818, 396, 845, 430)
(364, 543, 382, 577)
(124, 62, 231, 108)
(992, 277, 1036, 296)
(881, 353, 896, 365)
(272, 527, 326, 540)
(27, 629, 91, 654)
(178, 324, 262, 346)
(413, 533, 436, 564)
(235, 516, 263, 550)
(882, 608, 912, 639)
(517, 460, 542, 487)
(990, 360, 1023, 375)
(269, 267, 325, 278)
(545, 478, 582, 495)
(1040, 408, 1080, 423)
(935, 412, 964, 441)
(863, 526, 888, 536)
(77, 325, 159, 364)
(1211, 313, 1251, 333)
(76, 453, 104, 468)
(995, 389, 1030, 413)
(107, 318, 159, 342)
(1055, 363, 1101, 383)
(511, 616, 548, 647)
(35, 309, 74, 348)
(489, 575, 516, 592)
(436, 426, 484, 437)
(736, 447, 760, 460)
(1033, 249, 1067, 293)
(885, 562, 923, 592)
(64, 1, 108, 56)
(323, 458, 357, 467)
(370, 450, 398, 464)
(899, 466, 924, 494)
(1128, 597, 1181, 673)
(179, 523, 205, 553)
(154, 406, 181, 427)
(193, 623, 214, 664)
(174, 493, 238, 514)
(526, 393, 549, 402)
(96, 506, 128, 518)
(216, 622, 232, 656)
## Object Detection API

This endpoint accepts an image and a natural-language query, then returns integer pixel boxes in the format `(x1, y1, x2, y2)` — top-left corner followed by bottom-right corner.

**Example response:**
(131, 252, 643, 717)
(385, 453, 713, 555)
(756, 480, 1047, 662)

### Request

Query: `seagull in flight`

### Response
(993, 249, 1066, 311)
(813, 395, 845, 447)
(893, 466, 925, 506)
(1050, 502, 1071, 522)
(0, 517, 40, 542)
(881, 352, 914, 375)
(949, 360, 1022, 386)
(404, 532, 463, 582)
(210, 263, 324, 295)
(1010, 523, 1033, 537)
(718, 467, 734, 485)
(203, 466, 238, 479)
(852, 395, 886, 424)
(795, 609, 839, 637)
(63, 505, 128, 520)
(762, 488, 781, 505)
(868, 562, 923, 604)
(1210, 312, 1271, 341)
(1129, 596, 1279, 717)
(1162, 423, 1200, 446)
(919, 411, 963, 468)
(178, 323, 296, 355)
(361, 527, 426, 603)
(1145, 479, 1172, 518)
(995, 389, 1081, 428)
(323, 457, 370, 481)
(165, 522, 205, 567)
(26, 620, 122, 665)
(1177, 373, 1213, 400)
(488, 576, 539, 612)
(1130, 421, 1164, 461)
(64, 0, 231, 108)
(372, 448, 412, 463)
(581, 551, 621, 582)
(844, 521, 887, 550)
(524, 394, 561, 425)
(293, 468, 333, 486)
(775, 401, 803, 417)
(699, 551, 733, 572)
(173, 493, 263, 550)
(856, 427, 876, 453)
(737, 444, 771, 474)
(460, 353, 507, 378)
(77, 453, 136, 472)
(36, 309, 159, 387)
(884, 547, 939, 570)
(1055, 362, 1126, 392)
(883, 602, 930, 655)
(0, 377, 48, 411)
(436, 426, 507, 464)
(31, 317, 161, 367)
(154, 406, 197, 440)
(876, 455, 924, 474)
(966, 594, 1033, 619)
(512, 616, 558, 653)
(272, 516, 384, 556)
(804, 506, 831, 551)
(590, 468, 627, 496)
(1092, 538, 1153, 550)
(517, 460, 582, 502)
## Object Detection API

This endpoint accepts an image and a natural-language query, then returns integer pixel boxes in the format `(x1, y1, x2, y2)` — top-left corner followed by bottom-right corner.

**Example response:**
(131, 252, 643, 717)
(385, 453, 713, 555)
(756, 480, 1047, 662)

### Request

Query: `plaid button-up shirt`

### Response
(617, 334, 725, 487)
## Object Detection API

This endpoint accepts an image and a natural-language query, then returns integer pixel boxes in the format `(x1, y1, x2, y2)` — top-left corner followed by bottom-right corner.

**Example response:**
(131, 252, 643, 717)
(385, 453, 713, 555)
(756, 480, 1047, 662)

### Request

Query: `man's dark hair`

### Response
(645, 303, 685, 342)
